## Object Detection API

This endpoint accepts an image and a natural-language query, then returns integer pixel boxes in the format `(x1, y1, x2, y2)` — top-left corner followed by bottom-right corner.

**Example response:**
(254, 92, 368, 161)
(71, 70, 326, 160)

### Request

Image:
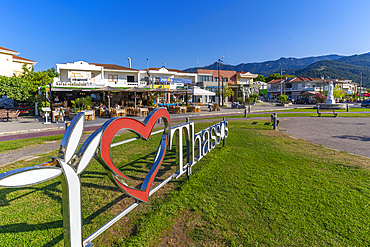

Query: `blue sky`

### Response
(1, 0, 370, 72)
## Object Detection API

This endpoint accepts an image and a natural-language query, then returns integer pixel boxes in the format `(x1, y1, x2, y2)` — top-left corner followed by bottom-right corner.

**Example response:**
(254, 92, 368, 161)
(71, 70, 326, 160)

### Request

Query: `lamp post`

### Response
(321, 76, 324, 93)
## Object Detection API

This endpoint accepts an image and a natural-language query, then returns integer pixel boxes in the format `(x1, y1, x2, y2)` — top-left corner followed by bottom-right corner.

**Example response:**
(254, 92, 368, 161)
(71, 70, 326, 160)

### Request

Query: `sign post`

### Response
(41, 107, 51, 124)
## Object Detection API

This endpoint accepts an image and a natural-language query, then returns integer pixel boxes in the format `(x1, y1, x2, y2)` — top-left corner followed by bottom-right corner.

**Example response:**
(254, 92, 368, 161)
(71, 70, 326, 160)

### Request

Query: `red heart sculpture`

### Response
(98, 108, 170, 203)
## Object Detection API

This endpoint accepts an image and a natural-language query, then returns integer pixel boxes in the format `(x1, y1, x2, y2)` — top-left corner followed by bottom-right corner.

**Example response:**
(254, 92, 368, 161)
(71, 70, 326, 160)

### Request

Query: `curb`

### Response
(0, 126, 63, 137)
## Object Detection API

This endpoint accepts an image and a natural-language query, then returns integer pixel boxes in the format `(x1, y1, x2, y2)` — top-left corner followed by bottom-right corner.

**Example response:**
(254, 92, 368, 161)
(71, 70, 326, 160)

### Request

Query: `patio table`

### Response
(114, 108, 127, 117)
(138, 108, 149, 117)
(83, 110, 95, 121)
(178, 106, 187, 114)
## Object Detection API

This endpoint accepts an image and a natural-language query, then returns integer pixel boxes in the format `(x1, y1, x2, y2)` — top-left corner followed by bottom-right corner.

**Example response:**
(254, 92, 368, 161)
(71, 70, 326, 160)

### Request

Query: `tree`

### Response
(221, 84, 234, 102)
(265, 73, 295, 82)
(333, 85, 346, 99)
(255, 75, 265, 82)
(0, 63, 59, 102)
(245, 93, 259, 105)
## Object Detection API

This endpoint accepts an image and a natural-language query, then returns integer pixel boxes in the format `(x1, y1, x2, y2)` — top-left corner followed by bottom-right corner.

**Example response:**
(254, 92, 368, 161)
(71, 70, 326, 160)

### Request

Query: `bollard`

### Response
(244, 108, 247, 118)
(248, 105, 251, 113)
(65, 122, 71, 129)
(346, 104, 349, 112)
(317, 105, 320, 114)
(272, 113, 277, 130)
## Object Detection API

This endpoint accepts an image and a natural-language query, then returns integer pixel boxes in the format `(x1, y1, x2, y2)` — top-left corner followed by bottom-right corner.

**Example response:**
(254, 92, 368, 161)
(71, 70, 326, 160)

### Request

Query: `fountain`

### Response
(317, 81, 346, 109)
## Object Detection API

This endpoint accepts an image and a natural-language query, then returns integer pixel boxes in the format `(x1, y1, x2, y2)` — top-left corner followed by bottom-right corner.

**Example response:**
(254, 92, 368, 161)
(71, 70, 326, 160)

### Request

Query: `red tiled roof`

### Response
(89, 63, 138, 71)
(13, 55, 36, 63)
(0, 46, 18, 54)
(268, 77, 322, 84)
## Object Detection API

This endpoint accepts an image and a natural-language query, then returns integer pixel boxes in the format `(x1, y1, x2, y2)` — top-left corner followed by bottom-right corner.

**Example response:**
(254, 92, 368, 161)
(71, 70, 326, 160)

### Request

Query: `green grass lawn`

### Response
(0, 134, 64, 153)
(1, 120, 370, 246)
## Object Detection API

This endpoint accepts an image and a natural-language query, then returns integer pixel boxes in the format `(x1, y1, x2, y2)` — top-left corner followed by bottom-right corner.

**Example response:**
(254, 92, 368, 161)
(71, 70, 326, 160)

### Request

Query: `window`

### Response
(127, 76, 135, 82)
(108, 74, 118, 83)
(214, 77, 219, 82)
(199, 75, 212, 81)
(222, 78, 228, 83)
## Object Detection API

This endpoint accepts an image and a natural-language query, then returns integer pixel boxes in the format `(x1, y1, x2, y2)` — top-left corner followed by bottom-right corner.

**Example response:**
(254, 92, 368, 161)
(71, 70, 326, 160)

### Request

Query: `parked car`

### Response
(296, 98, 310, 104)
(361, 100, 370, 108)
(296, 98, 316, 104)
(16, 103, 33, 115)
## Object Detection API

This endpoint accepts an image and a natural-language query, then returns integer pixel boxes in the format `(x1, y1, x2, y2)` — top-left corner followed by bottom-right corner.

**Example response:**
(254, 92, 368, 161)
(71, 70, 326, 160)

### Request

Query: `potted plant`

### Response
(82, 96, 92, 110)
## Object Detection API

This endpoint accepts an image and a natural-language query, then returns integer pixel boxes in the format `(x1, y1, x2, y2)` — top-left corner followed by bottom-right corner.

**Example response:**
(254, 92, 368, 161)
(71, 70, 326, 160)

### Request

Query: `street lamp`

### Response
(321, 76, 324, 93)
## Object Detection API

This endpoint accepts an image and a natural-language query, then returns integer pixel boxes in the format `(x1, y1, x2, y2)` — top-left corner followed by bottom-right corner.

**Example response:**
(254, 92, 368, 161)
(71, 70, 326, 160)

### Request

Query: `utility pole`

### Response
(218, 59, 220, 105)
(360, 72, 363, 100)
(218, 54, 225, 106)
(221, 75, 224, 107)
(280, 68, 283, 95)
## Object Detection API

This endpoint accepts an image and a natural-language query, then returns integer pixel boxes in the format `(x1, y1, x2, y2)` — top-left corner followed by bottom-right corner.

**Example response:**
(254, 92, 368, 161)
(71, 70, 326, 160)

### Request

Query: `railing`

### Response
(83, 118, 227, 246)
(53, 80, 147, 88)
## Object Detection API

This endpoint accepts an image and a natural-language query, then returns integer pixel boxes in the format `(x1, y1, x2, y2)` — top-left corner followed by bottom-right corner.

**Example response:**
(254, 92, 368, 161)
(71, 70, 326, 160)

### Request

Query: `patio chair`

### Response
(99, 107, 107, 117)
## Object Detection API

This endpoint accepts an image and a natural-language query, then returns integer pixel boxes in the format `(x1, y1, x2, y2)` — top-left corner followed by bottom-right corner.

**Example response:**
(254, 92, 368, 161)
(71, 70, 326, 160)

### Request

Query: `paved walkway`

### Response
(278, 117, 370, 158)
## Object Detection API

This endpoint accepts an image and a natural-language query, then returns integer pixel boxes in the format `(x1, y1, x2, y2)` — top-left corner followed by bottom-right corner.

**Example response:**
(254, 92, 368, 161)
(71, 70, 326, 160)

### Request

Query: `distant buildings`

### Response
(0, 46, 36, 77)
(267, 77, 358, 100)
(195, 69, 258, 102)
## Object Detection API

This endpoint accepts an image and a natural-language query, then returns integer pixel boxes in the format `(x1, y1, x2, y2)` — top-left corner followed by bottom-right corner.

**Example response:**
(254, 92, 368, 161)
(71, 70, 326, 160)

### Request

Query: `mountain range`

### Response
(185, 52, 370, 87)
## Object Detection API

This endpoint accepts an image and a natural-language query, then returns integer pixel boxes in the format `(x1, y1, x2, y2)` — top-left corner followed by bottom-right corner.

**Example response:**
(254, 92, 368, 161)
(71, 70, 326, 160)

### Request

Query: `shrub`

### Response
(277, 94, 288, 103)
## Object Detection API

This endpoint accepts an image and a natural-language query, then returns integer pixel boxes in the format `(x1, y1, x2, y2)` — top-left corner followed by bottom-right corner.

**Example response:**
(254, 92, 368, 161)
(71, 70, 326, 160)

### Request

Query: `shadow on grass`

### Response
(0, 181, 62, 206)
(0, 144, 181, 246)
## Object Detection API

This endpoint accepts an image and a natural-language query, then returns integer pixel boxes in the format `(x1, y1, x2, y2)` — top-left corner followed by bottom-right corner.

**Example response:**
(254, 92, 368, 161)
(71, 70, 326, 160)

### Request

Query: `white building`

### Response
(54, 61, 141, 88)
(332, 79, 356, 94)
(53, 62, 197, 89)
(0, 46, 36, 77)
(139, 67, 197, 89)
